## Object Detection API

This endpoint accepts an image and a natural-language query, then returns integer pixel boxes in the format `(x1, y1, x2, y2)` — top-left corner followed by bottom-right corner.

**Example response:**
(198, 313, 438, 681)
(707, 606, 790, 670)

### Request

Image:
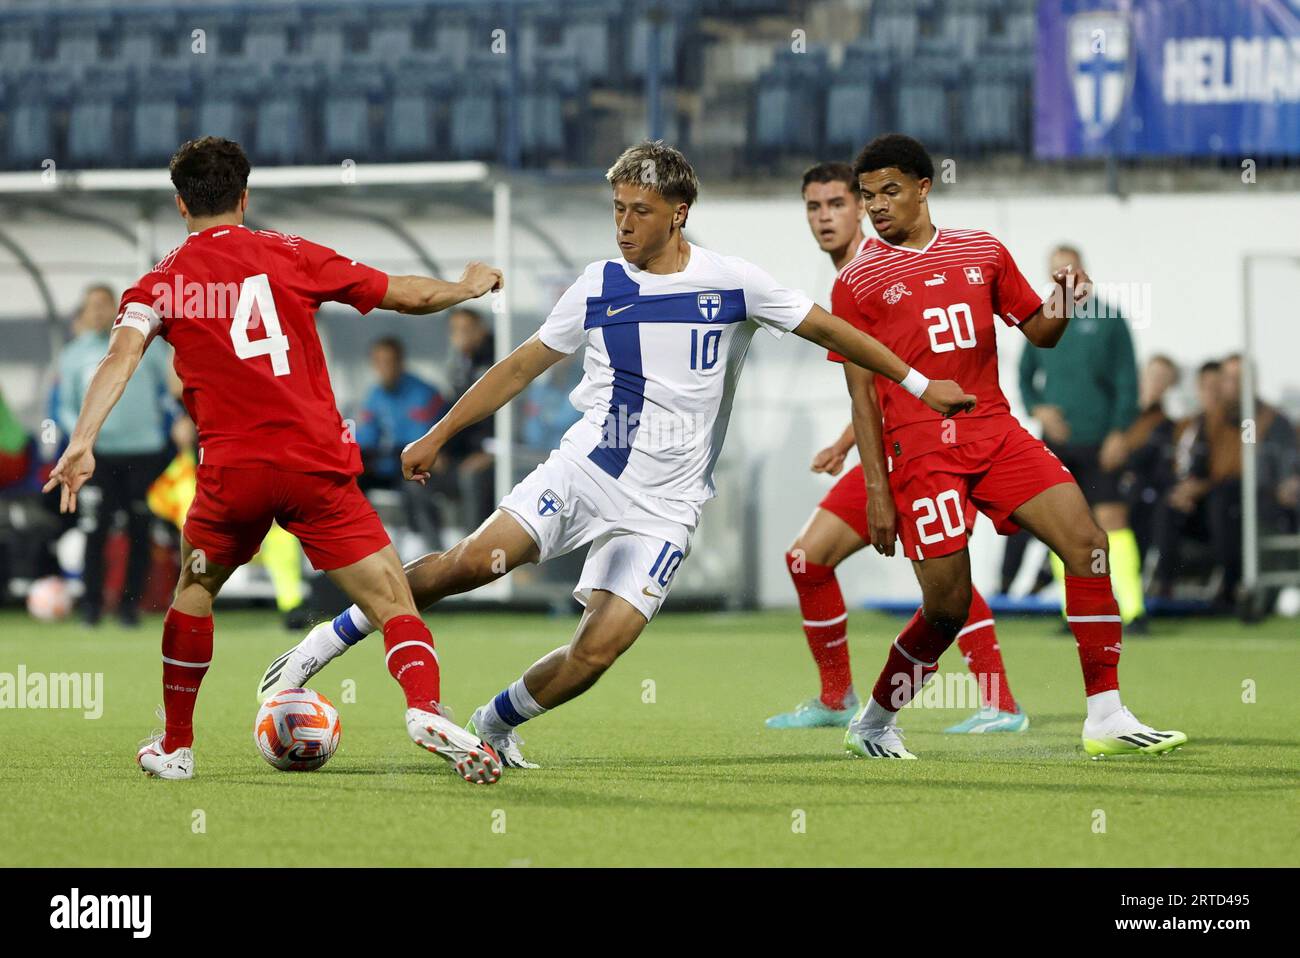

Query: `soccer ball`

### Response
(254, 689, 341, 771)
(27, 576, 72, 621)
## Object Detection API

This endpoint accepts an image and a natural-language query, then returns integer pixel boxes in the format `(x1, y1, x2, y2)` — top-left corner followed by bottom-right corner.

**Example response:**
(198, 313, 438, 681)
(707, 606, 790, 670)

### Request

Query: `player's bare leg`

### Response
(313, 542, 502, 784)
(1011, 483, 1185, 757)
(845, 549, 972, 759)
(466, 589, 649, 768)
(769, 508, 867, 728)
(259, 509, 541, 699)
(138, 539, 237, 780)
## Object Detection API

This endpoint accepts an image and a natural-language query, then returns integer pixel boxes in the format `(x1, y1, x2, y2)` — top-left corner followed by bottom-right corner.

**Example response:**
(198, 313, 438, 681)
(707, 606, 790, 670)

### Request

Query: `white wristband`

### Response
(899, 367, 930, 399)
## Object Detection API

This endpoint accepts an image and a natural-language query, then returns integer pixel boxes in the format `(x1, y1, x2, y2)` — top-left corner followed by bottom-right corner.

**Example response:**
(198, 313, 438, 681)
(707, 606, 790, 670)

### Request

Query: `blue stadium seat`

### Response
(66, 66, 130, 167)
(825, 78, 880, 156)
(519, 86, 565, 159)
(449, 88, 498, 160)
(960, 60, 1031, 152)
(7, 101, 56, 169)
(255, 85, 312, 165)
(623, 14, 677, 82)
(752, 47, 829, 154)
(130, 68, 191, 165)
(321, 67, 385, 160)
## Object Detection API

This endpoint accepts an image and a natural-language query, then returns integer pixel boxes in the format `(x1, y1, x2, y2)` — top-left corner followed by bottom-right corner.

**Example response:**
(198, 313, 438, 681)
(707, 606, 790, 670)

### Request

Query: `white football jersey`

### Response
(538, 244, 814, 502)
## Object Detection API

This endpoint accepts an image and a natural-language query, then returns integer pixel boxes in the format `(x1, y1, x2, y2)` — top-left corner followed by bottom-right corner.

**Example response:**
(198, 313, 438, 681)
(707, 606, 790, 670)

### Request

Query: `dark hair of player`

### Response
(606, 140, 700, 210)
(853, 134, 935, 183)
(801, 162, 859, 196)
(370, 336, 404, 358)
(1198, 360, 1222, 377)
(169, 137, 251, 218)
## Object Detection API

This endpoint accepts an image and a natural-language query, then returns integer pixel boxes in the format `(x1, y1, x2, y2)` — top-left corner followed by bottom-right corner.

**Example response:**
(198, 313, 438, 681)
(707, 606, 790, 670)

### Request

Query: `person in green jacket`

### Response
(1018, 245, 1145, 626)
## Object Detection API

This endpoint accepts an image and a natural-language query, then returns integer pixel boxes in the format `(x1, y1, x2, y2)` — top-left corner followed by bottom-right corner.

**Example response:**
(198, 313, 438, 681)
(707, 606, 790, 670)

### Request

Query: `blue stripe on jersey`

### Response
(332, 609, 366, 646)
(583, 261, 746, 330)
(583, 261, 745, 479)
(588, 322, 645, 479)
(492, 687, 526, 726)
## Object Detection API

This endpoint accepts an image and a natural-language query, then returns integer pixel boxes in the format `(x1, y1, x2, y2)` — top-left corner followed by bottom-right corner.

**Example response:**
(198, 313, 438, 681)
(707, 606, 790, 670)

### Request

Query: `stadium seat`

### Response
(752, 47, 829, 154)
(255, 85, 313, 165)
(960, 59, 1030, 152)
(6, 101, 55, 169)
(449, 88, 498, 160)
(67, 66, 131, 168)
(321, 67, 385, 160)
(825, 79, 881, 157)
(130, 68, 191, 165)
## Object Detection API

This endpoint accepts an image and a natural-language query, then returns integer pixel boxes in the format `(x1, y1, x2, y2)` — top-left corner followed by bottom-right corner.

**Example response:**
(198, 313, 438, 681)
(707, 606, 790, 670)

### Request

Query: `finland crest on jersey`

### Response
(537, 244, 814, 503)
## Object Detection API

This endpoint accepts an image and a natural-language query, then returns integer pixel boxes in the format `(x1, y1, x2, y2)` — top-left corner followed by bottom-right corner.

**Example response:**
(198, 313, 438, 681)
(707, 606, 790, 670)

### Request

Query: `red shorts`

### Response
(890, 424, 1076, 560)
(184, 465, 391, 571)
(820, 463, 978, 547)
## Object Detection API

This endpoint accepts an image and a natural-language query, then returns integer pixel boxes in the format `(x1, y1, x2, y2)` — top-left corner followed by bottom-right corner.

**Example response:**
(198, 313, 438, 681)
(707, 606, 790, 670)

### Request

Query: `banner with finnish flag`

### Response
(1035, 0, 1300, 158)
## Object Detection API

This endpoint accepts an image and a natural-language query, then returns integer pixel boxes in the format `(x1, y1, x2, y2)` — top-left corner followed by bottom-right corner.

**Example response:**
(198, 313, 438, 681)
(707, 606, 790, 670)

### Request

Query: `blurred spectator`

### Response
(1120, 355, 1181, 561)
(354, 336, 448, 545)
(1014, 244, 1144, 625)
(1150, 361, 1222, 599)
(520, 352, 582, 455)
(442, 308, 496, 529)
(1151, 356, 1296, 607)
(55, 284, 172, 627)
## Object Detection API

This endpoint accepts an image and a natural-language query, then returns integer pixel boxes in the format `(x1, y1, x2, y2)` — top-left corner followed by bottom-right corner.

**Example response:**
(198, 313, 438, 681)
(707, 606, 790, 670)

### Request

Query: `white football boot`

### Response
(844, 722, 918, 760)
(466, 707, 540, 769)
(1082, 705, 1187, 758)
(257, 623, 336, 702)
(406, 708, 503, 785)
(136, 732, 195, 780)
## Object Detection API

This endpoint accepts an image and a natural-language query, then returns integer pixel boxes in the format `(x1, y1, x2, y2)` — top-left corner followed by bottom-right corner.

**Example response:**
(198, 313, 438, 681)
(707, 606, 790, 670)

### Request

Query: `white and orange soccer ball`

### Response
(254, 688, 341, 771)
(27, 576, 72, 622)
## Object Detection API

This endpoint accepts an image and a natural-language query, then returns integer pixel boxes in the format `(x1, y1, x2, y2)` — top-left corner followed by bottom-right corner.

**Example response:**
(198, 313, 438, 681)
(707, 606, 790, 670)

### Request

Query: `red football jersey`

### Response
(115, 224, 388, 475)
(828, 227, 1043, 462)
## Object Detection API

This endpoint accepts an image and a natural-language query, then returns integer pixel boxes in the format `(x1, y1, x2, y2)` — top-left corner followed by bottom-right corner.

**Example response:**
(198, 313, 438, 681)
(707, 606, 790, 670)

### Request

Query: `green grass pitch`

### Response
(0, 607, 1295, 867)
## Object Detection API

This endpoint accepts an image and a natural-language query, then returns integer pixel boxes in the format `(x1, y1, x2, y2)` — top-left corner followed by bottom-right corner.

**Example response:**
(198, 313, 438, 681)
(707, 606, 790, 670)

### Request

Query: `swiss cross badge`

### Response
(883, 282, 911, 304)
(964, 266, 984, 285)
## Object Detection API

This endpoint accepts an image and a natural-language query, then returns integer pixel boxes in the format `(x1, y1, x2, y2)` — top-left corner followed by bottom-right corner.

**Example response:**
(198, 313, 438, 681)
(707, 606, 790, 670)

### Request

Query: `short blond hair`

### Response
(605, 140, 699, 209)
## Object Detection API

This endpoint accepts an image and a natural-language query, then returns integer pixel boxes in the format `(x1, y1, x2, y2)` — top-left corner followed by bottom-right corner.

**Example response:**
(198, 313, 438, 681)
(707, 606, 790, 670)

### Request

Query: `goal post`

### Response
(1240, 251, 1300, 619)
(0, 161, 521, 601)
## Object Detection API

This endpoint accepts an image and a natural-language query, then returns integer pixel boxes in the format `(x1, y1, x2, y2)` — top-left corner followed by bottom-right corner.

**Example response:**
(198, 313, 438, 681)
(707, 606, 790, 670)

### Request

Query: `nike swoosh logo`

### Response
(642, 586, 661, 598)
(606, 304, 634, 316)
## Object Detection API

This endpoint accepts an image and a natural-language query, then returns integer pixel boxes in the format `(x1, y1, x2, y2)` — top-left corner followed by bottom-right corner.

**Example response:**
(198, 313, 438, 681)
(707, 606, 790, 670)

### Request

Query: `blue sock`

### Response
(488, 678, 547, 729)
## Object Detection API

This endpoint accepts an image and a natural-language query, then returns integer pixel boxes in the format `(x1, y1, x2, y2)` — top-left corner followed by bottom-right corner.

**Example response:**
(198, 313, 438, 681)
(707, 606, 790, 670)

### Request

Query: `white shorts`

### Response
(498, 450, 701, 621)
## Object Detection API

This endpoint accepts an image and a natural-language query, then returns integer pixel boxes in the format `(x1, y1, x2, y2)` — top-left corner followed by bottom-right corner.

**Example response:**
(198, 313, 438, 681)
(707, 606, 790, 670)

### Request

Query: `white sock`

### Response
(485, 678, 547, 731)
(1085, 689, 1123, 726)
(304, 606, 374, 661)
(853, 697, 897, 731)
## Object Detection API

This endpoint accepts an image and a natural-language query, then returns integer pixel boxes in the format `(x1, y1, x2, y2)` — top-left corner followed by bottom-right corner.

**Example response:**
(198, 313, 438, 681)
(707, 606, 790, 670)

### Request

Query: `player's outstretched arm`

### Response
(844, 363, 897, 556)
(793, 304, 976, 417)
(1019, 262, 1093, 348)
(401, 333, 564, 482)
(42, 326, 147, 513)
(380, 261, 504, 315)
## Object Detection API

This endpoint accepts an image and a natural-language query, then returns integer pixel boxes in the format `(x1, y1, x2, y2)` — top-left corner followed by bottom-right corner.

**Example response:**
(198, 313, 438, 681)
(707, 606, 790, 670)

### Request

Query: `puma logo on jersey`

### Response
(606, 303, 635, 316)
(924, 273, 947, 287)
(883, 282, 911, 304)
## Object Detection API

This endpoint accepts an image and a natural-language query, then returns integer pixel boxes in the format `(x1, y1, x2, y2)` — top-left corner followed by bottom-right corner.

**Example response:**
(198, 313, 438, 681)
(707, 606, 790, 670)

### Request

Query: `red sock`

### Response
(383, 615, 441, 712)
(161, 607, 213, 752)
(1066, 575, 1122, 695)
(956, 587, 1018, 713)
(786, 552, 853, 708)
(870, 609, 956, 711)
